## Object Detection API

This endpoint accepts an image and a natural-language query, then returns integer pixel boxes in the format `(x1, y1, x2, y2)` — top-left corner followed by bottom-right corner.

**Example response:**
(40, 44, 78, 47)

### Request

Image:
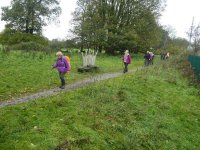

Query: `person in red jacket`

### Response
(123, 50, 131, 73)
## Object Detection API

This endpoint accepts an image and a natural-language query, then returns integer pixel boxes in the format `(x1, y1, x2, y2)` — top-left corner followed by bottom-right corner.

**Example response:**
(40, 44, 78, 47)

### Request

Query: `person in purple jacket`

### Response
(52, 51, 69, 89)
(123, 50, 131, 73)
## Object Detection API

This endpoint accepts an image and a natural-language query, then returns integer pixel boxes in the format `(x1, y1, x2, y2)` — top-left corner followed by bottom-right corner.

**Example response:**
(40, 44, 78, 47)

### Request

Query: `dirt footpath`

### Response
(0, 67, 143, 108)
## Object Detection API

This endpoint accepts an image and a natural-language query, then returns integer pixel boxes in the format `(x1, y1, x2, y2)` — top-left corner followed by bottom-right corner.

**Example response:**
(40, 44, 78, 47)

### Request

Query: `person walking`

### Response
(52, 51, 70, 89)
(165, 52, 170, 59)
(144, 51, 150, 66)
(149, 52, 155, 65)
(123, 50, 131, 73)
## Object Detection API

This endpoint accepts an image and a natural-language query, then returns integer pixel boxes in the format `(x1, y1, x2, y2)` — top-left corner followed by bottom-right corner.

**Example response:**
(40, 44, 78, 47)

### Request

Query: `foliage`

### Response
(134, 11, 163, 51)
(49, 39, 78, 51)
(166, 37, 189, 54)
(0, 44, 2, 50)
(0, 55, 199, 149)
(10, 42, 51, 52)
(1, 0, 61, 34)
(71, 0, 166, 54)
(156, 25, 189, 54)
(0, 28, 49, 46)
(187, 23, 200, 54)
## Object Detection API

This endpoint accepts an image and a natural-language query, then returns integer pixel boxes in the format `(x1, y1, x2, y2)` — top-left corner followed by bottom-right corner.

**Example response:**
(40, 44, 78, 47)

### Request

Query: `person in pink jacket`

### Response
(52, 51, 69, 89)
(123, 50, 131, 73)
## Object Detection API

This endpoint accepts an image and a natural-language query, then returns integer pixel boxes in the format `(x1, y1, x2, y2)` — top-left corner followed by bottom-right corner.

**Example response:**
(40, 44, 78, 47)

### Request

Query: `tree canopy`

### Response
(71, 0, 166, 54)
(1, 0, 61, 35)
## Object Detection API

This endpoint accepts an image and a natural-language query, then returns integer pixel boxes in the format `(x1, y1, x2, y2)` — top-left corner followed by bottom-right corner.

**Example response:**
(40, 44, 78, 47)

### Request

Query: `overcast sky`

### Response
(0, 0, 200, 40)
(160, 0, 200, 39)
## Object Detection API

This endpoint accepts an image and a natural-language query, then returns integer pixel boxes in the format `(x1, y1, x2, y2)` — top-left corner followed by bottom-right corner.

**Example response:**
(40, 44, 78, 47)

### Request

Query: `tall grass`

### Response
(0, 54, 199, 149)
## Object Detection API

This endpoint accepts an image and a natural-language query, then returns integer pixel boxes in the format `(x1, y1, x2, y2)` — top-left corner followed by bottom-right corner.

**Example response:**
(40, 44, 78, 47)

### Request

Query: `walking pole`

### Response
(121, 55, 124, 72)
(48, 69, 54, 86)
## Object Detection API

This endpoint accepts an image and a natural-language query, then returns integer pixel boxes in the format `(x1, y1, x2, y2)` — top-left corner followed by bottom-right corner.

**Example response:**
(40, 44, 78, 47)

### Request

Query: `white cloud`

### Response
(160, 0, 200, 39)
(43, 0, 77, 40)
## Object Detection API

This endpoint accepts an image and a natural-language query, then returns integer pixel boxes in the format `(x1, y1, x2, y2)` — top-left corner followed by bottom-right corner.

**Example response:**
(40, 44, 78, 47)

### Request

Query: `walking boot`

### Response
(60, 85, 65, 89)
(59, 80, 65, 89)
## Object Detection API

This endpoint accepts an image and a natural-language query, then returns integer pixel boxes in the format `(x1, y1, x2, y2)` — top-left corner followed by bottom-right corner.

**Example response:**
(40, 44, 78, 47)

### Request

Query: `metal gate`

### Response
(188, 55, 200, 77)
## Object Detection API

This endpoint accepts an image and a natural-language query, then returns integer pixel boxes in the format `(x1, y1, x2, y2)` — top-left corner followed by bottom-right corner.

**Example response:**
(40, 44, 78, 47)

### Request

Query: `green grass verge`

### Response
(0, 51, 143, 101)
(0, 56, 199, 149)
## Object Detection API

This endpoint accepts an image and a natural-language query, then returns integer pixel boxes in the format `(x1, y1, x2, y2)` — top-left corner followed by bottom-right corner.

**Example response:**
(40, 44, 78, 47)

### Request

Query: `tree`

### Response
(71, 0, 166, 54)
(49, 38, 78, 51)
(166, 37, 189, 54)
(157, 25, 176, 50)
(154, 25, 189, 54)
(134, 10, 163, 52)
(71, 0, 106, 52)
(191, 24, 200, 54)
(0, 27, 48, 46)
(187, 19, 200, 54)
(1, 0, 61, 35)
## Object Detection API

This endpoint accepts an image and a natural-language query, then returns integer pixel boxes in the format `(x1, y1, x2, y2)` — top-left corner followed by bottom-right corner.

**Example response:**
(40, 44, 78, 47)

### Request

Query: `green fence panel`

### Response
(188, 55, 200, 77)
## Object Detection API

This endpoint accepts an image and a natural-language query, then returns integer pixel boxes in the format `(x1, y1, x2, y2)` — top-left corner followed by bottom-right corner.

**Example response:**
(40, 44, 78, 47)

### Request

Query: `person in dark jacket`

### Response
(52, 51, 69, 89)
(144, 51, 150, 66)
(160, 51, 166, 60)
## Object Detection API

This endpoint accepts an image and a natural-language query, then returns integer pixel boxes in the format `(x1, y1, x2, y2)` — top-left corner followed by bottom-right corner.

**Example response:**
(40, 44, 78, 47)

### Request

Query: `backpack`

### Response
(65, 56, 71, 71)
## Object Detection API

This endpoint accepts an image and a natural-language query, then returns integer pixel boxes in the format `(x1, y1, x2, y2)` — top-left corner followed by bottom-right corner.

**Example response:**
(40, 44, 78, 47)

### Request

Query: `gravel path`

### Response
(0, 67, 143, 108)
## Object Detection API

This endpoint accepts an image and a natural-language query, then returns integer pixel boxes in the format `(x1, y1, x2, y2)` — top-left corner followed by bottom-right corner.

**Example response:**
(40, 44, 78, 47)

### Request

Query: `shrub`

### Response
(0, 28, 49, 46)
(10, 42, 51, 52)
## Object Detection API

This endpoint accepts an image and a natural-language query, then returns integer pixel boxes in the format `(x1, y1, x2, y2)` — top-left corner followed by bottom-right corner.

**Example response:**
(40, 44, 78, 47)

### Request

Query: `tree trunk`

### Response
(25, 19, 29, 33)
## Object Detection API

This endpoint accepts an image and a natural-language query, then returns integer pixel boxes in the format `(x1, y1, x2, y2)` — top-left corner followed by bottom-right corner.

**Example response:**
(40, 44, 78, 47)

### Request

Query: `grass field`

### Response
(0, 54, 199, 149)
(0, 50, 144, 101)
